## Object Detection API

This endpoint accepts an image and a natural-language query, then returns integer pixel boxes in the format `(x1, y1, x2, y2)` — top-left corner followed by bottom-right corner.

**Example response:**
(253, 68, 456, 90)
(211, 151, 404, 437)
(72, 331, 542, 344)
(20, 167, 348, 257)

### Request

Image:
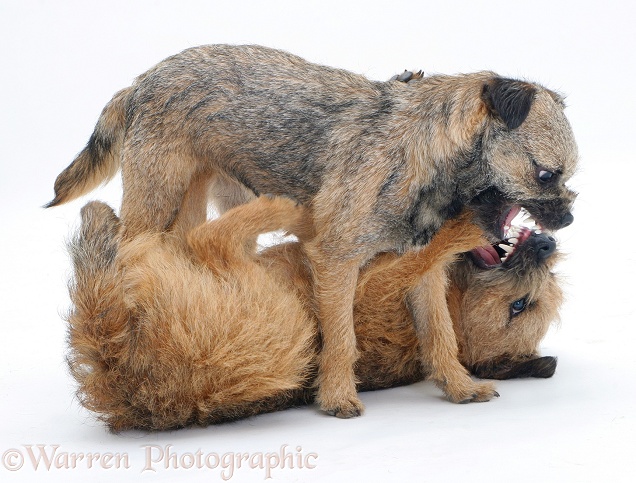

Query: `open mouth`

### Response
(470, 206, 544, 268)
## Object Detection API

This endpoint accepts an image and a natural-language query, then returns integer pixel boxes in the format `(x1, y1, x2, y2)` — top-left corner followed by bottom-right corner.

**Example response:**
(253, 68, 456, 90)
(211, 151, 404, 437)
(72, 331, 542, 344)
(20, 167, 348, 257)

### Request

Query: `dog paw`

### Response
(442, 378, 499, 404)
(322, 397, 365, 419)
(390, 70, 425, 83)
(317, 385, 365, 419)
(435, 212, 487, 254)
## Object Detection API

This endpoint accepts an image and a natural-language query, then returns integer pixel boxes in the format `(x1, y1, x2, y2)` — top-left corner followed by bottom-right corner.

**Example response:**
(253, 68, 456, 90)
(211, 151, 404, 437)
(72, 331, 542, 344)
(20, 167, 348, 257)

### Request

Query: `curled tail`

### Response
(45, 87, 132, 208)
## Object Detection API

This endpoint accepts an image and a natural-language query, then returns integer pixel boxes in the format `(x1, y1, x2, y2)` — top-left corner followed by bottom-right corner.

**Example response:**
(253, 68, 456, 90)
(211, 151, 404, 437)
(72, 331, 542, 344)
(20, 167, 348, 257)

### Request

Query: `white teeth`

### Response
(506, 228, 520, 239)
(508, 237, 519, 245)
(505, 207, 544, 240)
(501, 255, 508, 263)
(521, 216, 536, 227)
(499, 244, 514, 254)
(535, 229, 542, 234)
(510, 207, 538, 230)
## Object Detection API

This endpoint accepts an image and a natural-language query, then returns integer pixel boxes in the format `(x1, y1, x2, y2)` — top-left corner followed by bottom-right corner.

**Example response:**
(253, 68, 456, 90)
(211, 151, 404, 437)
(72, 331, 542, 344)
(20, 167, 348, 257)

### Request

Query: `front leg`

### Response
(409, 267, 499, 403)
(305, 241, 365, 418)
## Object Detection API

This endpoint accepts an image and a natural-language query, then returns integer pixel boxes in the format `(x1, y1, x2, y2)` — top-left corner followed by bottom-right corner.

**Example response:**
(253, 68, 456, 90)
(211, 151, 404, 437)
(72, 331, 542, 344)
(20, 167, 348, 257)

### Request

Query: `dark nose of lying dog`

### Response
(560, 212, 574, 227)
(530, 233, 557, 261)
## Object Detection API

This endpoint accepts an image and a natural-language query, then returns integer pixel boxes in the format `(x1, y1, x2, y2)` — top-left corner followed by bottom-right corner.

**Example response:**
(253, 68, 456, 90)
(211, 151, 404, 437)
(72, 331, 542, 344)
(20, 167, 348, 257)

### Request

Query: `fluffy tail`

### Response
(45, 87, 131, 208)
(65, 201, 132, 428)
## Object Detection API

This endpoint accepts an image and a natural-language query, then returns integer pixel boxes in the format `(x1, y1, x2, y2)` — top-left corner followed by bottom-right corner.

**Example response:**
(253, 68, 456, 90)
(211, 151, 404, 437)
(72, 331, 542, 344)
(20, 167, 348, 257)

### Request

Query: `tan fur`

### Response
(52, 45, 577, 417)
(67, 197, 561, 430)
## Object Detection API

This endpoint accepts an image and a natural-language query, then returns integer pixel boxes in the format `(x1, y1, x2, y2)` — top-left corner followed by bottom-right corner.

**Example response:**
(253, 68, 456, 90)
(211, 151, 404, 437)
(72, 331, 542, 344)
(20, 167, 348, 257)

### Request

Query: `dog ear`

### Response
(470, 355, 557, 379)
(482, 77, 537, 129)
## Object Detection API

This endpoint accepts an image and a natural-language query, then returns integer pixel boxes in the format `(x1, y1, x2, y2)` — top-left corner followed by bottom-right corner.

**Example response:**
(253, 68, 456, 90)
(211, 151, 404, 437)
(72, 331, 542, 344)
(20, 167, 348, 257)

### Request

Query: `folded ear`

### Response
(470, 355, 557, 379)
(482, 77, 537, 129)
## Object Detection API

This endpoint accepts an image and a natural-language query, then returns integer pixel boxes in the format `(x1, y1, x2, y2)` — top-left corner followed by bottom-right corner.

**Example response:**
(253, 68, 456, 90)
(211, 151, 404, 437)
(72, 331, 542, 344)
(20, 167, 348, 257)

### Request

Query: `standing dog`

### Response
(67, 197, 562, 431)
(49, 45, 577, 417)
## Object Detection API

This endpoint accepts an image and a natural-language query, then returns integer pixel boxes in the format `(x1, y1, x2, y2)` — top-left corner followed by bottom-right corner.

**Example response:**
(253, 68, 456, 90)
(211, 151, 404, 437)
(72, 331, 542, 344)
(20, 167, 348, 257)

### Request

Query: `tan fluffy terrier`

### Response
(66, 196, 561, 431)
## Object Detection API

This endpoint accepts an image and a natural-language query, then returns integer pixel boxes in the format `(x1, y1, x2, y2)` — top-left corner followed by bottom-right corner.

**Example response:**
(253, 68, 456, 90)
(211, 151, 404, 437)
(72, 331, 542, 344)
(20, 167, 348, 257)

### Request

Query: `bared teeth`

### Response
(508, 237, 519, 245)
(499, 243, 514, 254)
(506, 207, 545, 239)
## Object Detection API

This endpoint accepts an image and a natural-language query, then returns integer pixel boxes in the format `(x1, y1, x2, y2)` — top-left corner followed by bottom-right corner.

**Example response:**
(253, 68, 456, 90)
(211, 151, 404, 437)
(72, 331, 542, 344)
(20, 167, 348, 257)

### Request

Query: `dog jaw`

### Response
(469, 205, 558, 269)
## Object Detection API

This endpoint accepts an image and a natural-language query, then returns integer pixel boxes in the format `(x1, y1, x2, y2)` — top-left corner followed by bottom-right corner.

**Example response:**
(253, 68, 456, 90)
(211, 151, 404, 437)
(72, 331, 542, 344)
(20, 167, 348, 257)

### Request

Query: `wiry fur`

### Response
(53, 45, 577, 416)
(67, 197, 561, 431)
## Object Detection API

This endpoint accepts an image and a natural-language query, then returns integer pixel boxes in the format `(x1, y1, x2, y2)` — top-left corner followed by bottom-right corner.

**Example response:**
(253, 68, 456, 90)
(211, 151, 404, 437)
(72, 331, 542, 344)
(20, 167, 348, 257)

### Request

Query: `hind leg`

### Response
(208, 172, 256, 215)
(120, 150, 201, 238)
(305, 238, 366, 418)
(170, 174, 213, 239)
(188, 195, 312, 275)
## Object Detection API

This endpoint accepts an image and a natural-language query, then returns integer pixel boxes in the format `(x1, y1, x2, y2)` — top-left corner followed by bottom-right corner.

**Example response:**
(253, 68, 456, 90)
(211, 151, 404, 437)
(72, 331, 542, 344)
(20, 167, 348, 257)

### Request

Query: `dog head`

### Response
(448, 211, 562, 379)
(468, 77, 578, 242)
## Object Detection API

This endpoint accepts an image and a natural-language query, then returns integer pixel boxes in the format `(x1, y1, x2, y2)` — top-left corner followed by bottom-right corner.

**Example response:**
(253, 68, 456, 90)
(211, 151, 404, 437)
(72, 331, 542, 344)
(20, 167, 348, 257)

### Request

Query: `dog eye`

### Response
(538, 170, 554, 183)
(510, 297, 528, 317)
(531, 159, 560, 185)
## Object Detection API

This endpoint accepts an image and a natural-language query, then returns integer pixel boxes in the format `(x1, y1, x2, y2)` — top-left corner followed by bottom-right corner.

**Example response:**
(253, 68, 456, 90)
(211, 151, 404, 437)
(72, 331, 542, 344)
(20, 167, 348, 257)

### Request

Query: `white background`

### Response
(1, 1, 635, 481)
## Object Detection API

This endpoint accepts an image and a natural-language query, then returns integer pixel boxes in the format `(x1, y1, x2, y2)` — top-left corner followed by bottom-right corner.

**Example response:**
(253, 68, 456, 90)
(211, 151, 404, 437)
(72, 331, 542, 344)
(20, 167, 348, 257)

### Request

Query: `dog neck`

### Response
(401, 130, 488, 247)
(387, 75, 492, 246)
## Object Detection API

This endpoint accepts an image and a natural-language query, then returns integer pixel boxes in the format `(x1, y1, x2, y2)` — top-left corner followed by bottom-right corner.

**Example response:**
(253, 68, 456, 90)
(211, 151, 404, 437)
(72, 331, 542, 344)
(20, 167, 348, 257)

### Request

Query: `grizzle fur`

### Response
(66, 197, 561, 431)
(53, 45, 576, 417)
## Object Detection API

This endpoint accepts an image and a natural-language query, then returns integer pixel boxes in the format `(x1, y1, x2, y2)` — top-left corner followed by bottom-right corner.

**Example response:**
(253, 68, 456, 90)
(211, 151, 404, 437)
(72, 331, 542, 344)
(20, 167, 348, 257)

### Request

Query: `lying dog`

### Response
(50, 45, 577, 416)
(66, 196, 561, 431)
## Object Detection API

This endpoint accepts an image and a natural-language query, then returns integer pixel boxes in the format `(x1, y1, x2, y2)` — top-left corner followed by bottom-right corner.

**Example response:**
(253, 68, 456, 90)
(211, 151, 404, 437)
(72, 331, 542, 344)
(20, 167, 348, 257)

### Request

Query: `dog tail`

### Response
(45, 87, 132, 208)
(65, 201, 132, 429)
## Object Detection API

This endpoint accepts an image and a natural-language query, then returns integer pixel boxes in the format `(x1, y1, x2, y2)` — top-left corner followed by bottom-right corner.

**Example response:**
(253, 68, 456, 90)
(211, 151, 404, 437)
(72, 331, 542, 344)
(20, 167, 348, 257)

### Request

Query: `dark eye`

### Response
(538, 170, 554, 183)
(510, 297, 527, 317)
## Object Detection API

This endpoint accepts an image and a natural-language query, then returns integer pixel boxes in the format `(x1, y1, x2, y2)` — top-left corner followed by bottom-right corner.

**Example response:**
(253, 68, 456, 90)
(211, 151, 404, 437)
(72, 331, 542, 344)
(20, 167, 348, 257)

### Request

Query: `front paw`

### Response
(439, 377, 499, 403)
(322, 397, 365, 419)
(317, 385, 365, 418)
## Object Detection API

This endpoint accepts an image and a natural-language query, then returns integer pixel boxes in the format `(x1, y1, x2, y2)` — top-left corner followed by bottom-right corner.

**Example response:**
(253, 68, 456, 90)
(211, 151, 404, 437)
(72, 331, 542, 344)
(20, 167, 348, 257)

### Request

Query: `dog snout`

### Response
(560, 212, 574, 228)
(530, 233, 557, 261)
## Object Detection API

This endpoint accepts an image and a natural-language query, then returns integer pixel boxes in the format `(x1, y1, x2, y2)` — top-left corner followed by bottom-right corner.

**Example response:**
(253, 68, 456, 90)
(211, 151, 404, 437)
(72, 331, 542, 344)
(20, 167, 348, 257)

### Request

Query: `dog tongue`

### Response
(471, 245, 501, 267)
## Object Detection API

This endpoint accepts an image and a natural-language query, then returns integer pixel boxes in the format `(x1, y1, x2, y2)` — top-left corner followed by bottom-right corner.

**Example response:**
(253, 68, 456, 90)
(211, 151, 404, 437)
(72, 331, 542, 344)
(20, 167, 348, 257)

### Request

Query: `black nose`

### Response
(533, 233, 557, 261)
(560, 212, 574, 227)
